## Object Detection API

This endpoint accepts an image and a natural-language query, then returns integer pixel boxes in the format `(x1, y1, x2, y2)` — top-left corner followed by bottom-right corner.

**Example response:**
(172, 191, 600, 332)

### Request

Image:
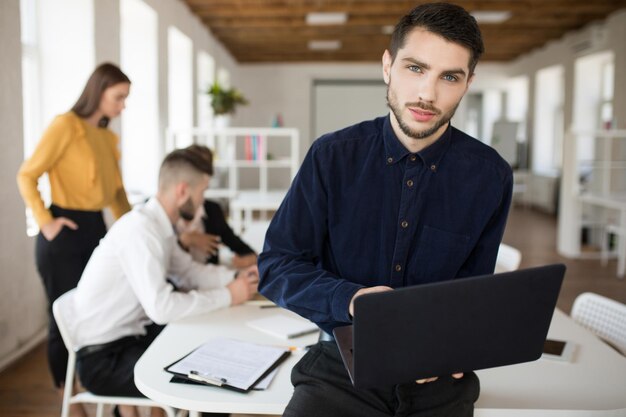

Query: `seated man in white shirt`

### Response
(69, 148, 258, 417)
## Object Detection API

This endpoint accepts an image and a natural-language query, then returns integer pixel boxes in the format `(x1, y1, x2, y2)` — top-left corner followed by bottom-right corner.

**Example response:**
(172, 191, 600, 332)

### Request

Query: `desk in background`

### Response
(135, 308, 626, 416)
(229, 191, 285, 235)
(579, 193, 626, 278)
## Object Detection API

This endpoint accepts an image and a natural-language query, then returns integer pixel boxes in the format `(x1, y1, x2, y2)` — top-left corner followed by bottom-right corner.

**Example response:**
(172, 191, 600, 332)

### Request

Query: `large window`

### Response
(506, 76, 529, 143)
(197, 51, 215, 129)
(39, 0, 94, 125)
(168, 26, 194, 148)
(533, 65, 564, 175)
(20, 0, 95, 234)
(120, 0, 159, 199)
(599, 58, 614, 129)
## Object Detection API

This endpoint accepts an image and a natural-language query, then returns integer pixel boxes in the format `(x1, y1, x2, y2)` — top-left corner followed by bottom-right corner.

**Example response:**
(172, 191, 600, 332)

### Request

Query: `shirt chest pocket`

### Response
(413, 225, 470, 282)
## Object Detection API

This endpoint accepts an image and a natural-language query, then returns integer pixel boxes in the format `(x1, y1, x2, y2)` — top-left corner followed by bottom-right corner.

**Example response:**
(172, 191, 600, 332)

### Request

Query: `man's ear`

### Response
(174, 181, 189, 204)
(382, 50, 392, 85)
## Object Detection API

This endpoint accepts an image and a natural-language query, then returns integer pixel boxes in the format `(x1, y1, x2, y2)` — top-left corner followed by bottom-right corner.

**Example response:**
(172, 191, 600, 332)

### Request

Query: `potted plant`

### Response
(206, 81, 248, 116)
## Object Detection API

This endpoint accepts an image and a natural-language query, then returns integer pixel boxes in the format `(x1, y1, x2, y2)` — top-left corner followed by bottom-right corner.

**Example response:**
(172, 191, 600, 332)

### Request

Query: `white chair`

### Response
(571, 292, 626, 356)
(53, 289, 177, 417)
(495, 243, 522, 273)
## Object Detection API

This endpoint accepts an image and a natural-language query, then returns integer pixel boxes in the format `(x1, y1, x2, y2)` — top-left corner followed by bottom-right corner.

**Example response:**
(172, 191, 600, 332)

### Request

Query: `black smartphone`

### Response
(542, 338, 575, 361)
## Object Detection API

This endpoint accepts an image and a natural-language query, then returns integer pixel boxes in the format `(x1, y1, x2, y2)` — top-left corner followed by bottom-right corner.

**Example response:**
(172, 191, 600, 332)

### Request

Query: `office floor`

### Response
(1, 205, 625, 417)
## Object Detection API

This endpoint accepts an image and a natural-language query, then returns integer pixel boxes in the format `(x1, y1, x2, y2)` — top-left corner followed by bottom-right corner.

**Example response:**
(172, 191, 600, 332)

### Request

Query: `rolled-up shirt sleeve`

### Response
(117, 227, 231, 325)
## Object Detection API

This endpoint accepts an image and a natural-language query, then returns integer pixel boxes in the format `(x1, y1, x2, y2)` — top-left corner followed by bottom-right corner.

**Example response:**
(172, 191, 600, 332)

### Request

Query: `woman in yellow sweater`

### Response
(16, 63, 132, 402)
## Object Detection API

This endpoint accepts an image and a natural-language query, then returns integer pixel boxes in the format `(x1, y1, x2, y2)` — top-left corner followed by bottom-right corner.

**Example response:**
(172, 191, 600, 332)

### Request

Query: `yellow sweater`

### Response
(17, 111, 131, 227)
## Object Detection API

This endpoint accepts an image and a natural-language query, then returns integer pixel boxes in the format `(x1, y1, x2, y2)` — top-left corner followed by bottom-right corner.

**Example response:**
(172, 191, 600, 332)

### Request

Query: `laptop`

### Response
(333, 263, 566, 389)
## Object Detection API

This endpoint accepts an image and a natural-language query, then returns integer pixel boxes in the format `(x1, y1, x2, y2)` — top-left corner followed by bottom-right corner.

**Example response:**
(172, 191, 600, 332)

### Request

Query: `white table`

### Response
(135, 304, 318, 416)
(135, 308, 626, 416)
(579, 193, 626, 277)
(229, 191, 286, 234)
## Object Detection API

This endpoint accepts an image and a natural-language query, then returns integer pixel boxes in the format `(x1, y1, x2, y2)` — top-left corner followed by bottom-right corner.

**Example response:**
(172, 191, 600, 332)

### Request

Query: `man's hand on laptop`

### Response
(349, 286, 393, 317)
(416, 373, 464, 384)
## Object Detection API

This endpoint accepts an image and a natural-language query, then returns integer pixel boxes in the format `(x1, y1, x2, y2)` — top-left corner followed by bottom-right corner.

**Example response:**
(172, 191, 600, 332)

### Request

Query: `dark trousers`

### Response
(35, 204, 106, 388)
(77, 325, 230, 417)
(283, 342, 480, 417)
(77, 324, 164, 397)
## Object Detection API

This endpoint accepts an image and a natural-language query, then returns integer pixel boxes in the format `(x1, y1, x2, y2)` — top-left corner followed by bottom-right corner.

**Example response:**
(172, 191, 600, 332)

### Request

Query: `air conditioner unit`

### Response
(568, 25, 607, 55)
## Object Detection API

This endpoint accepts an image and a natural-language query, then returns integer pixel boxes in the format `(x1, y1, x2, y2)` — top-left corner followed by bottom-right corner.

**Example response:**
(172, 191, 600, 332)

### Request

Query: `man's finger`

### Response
(452, 373, 464, 379)
(416, 377, 438, 384)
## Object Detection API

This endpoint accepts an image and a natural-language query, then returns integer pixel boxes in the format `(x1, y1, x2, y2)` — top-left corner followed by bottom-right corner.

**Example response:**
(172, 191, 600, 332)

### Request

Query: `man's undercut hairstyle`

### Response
(184, 144, 214, 176)
(389, 2, 484, 75)
(158, 149, 209, 191)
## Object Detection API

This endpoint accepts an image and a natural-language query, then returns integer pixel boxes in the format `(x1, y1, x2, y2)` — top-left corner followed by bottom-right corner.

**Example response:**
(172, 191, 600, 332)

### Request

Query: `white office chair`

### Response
(495, 243, 522, 273)
(53, 289, 177, 417)
(571, 292, 626, 356)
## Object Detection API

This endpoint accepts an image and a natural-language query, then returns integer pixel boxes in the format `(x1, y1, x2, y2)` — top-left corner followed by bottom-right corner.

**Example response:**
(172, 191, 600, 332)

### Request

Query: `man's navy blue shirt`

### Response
(258, 116, 513, 334)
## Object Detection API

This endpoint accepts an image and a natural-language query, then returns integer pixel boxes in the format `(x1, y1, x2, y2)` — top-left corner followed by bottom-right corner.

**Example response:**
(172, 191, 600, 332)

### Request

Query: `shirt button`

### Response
(410, 155, 417, 162)
(395, 264, 402, 272)
(401, 220, 408, 228)
(387, 157, 393, 164)
(406, 179, 414, 187)
(430, 164, 437, 171)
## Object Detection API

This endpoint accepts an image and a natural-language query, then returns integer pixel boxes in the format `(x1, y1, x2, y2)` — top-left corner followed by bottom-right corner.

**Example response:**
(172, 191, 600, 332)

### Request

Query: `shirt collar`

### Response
(382, 115, 453, 168)
(145, 197, 175, 239)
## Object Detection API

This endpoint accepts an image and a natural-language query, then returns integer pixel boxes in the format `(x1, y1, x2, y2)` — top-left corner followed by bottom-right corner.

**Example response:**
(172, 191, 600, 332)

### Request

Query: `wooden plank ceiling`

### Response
(181, 0, 626, 63)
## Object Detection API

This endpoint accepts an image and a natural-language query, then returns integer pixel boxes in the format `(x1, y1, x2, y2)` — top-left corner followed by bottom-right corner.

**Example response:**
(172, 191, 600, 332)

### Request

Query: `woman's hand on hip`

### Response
(40, 217, 78, 241)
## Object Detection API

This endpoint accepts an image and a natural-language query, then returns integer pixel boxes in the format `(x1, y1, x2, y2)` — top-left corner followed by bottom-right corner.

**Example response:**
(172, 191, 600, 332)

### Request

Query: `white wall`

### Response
(0, 0, 47, 371)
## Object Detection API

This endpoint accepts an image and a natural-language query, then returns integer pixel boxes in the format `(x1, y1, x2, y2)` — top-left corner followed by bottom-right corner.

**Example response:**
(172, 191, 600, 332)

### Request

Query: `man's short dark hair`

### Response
(389, 2, 484, 75)
(184, 144, 214, 176)
(158, 149, 210, 191)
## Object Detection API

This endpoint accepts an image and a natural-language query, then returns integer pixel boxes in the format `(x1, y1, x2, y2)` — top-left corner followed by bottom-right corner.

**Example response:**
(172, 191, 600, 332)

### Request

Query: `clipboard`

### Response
(164, 338, 291, 393)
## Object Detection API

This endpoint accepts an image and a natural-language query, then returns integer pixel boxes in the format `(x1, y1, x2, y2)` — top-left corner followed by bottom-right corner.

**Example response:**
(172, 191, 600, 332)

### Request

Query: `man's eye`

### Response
(443, 75, 458, 82)
(408, 66, 422, 73)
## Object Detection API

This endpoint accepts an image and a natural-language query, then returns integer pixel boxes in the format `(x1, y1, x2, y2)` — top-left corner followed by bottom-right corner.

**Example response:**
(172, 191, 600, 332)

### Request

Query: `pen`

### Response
(287, 344, 315, 352)
(260, 305, 279, 309)
(188, 370, 228, 386)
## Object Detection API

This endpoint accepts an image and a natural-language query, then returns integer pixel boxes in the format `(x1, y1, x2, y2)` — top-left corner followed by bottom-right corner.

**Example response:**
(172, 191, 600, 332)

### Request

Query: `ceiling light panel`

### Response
(306, 12, 348, 25)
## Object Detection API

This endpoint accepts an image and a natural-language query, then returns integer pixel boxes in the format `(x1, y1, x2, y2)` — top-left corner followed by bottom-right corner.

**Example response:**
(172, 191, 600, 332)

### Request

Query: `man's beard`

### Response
(386, 83, 459, 140)
(179, 197, 196, 222)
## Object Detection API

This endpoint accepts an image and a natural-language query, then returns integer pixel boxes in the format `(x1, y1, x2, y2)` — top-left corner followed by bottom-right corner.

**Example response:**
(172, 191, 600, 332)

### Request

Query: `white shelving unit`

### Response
(558, 129, 626, 277)
(166, 126, 300, 233)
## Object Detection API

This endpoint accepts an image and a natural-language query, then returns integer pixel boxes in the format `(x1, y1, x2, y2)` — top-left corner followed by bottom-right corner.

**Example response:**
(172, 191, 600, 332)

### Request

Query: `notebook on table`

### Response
(333, 264, 566, 389)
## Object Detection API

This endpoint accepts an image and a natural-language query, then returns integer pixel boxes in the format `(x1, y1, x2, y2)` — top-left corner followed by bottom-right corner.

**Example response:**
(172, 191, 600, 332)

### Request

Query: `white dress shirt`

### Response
(68, 197, 234, 348)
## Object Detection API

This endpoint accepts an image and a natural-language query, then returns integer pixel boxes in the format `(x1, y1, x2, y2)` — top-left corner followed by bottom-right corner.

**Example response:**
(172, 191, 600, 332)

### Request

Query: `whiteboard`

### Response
(313, 80, 388, 142)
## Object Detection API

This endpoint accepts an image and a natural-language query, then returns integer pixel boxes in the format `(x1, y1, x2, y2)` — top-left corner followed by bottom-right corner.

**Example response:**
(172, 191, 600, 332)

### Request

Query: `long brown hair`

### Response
(71, 62, 131, 128)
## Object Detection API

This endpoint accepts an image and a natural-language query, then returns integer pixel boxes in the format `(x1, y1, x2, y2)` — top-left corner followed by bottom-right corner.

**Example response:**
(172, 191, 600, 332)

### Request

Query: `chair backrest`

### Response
(495, 243, 522, 273)
(52, 289, 176, 417)
(52, 289, 79, 417)
(52, 288, 77, 352)
(571, 292, 626, 356)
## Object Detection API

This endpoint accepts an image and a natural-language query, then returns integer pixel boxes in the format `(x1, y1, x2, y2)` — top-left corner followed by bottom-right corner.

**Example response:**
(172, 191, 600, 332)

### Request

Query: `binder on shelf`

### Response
(164, 338, 291, 393)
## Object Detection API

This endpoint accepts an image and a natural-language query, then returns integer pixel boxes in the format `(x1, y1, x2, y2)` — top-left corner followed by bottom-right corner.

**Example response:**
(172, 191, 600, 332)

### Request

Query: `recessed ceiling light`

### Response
(308, 40, 342, 51)
(306, 12, 348, 25)
(382, 25, 395, 35)
(470, 11, 512, 24)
